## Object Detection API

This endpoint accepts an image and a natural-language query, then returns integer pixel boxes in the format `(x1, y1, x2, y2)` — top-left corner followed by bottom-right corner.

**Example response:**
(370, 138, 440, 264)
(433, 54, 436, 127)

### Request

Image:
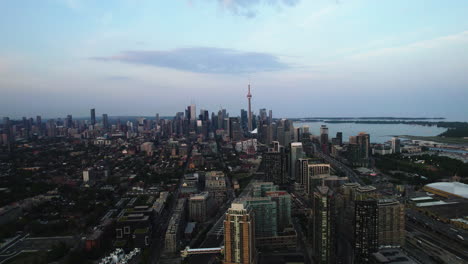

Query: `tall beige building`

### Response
(378, 199, 405, 247)
(224, 201, 256, 264)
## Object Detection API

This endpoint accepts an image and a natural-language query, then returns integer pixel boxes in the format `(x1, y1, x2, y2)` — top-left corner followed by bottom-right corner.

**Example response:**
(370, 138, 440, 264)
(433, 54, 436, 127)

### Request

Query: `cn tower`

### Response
(247, 83, 252, 132)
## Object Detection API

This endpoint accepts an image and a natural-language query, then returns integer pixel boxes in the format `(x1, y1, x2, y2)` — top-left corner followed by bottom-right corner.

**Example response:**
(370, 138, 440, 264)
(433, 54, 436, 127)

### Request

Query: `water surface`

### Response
(294, 122, 447, 144)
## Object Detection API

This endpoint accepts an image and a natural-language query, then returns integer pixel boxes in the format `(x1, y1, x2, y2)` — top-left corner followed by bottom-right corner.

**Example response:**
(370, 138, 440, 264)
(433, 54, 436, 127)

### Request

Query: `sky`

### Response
(0, 0, 467, 120)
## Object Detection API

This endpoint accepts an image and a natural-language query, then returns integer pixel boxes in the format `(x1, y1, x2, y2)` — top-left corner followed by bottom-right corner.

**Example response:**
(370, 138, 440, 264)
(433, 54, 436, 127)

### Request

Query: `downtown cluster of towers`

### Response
(0, 84, 263, 147)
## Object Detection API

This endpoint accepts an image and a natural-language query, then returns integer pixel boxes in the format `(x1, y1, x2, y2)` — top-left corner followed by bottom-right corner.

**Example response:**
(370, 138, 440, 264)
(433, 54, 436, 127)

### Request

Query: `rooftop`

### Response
(416, 200, 458, 207)
(425, 182, 468, 199)
(410, 196, 433, 201)
(291, 142, 302, 147)
(357, 185, 377, 193)
(190, 192, 210, 200)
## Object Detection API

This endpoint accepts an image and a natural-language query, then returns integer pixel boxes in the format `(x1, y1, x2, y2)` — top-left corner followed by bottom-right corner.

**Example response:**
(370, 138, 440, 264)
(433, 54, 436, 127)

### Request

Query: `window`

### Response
(124, 226, 130, 234)
(116, 229, 123, 238)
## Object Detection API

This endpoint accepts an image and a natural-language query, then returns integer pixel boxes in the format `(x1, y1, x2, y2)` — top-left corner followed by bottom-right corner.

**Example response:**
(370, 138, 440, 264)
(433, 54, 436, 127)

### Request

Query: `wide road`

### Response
(312, 144, 363, 185)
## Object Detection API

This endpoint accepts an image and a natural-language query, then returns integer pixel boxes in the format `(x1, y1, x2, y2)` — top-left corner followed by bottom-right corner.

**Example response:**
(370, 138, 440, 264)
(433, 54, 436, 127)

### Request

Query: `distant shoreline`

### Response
(292, 120, 468, 128)
(290, 117, 445, 121)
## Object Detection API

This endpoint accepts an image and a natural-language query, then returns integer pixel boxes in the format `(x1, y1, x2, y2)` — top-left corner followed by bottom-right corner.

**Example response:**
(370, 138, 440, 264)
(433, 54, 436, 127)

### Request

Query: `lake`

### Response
(293, 122, 447, 144)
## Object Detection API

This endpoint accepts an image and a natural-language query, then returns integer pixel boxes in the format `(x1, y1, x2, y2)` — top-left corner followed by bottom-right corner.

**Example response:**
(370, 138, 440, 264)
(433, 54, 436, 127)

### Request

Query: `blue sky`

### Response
(0, 0, 467, 119)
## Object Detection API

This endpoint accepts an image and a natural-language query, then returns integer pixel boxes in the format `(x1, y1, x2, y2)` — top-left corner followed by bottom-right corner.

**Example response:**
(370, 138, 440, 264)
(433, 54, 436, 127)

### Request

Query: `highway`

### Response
(312, 144, 364, 185)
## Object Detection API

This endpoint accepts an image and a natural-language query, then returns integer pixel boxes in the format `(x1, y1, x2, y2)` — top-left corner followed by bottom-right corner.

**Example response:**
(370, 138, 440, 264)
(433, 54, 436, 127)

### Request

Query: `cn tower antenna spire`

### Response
(247, 80, 253, 132)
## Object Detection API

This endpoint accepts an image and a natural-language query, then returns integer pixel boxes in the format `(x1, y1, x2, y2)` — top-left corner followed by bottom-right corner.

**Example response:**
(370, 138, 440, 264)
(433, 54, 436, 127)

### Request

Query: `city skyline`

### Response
(1, 1, 468, 119)
(1, 2, 468, 263)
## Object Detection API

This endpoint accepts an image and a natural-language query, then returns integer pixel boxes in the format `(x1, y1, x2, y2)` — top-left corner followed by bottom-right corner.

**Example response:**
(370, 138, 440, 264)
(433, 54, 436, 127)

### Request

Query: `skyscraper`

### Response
(263, 146, 288, 185)
(36, 115, 42, 135)
(36, 115, 42, 127)
(336, 132, 343, 145)
(22, 117, 30, 136)
(155, 113, 160, 125)
(190, 104, 196, 121)
(65, 115, 73, 128)
(277, 125, 285, 146)
(264, 191, 292, 232)
(312, 186, 336, 264)
(259, 108, 267, 122)
(46, 119, 56, 138)
(307, 164, 331, 195)
(357, 133, 370, 158)
(378, 199, 405, 247)
(229, 117, 242, 141)
(218, 109, 224, 130)
(224, 201, 256, 264)
(259, 124, 268, 144)
(320, 125, 329, 145)
(391, 137, 401, 154)
(354, 186, 379, 263)
(90, 108, 96, 125)
(2, 117, 12, 145)
(290, 142, 304, 181)
(348, 132, 371, 167)
(296, 158, 309, 186)
(293, 127, 301, 142)
(245, 197, 277, 237)
(102, 114, 109, 130)
(247, 83, 252, 132)
(241, 109, 248, 133)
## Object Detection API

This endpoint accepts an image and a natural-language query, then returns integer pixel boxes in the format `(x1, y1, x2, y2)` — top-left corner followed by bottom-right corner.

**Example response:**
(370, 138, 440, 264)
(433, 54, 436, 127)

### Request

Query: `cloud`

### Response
(91, 47, 290, 74)
(212, 0, 300, 18)
(104, 76, 133, 81)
